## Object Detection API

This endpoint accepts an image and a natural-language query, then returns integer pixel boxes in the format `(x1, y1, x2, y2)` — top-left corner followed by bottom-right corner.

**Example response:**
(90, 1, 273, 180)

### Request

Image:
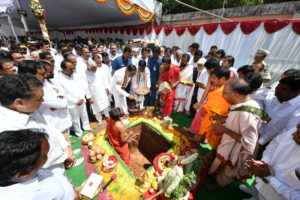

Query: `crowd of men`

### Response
(0, 36, 299, 200)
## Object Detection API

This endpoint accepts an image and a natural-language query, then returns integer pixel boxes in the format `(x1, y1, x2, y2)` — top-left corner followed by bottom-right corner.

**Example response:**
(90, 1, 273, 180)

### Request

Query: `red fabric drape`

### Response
(132, 28, 138, 36)
(108, 27, 113, 33)
(125, 27, 131, 35)
(154, 26, 163, 35)
(138, 27, 145, 35)
(187, 25, 201, 36)
(292, 21, 300, 35)
(103, 27, 108, 33)
(164, 26, 173, 36)
(203, 23, 219, 35)
(174, 26, 186, 36)
(240, 20, 261, 34)
(220, 22, 238, 35)
(113, 27, 118, 34)
(264, 20, 289, 34)
(119, 27, 125, 34)
(145, 27, 152, 35)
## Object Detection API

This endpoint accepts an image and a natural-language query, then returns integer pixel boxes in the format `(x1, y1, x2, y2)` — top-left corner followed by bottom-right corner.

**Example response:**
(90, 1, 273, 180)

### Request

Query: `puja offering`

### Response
(82, 133, 96, 145)
(161, 116, 173, 129)
(88, 145, 106, 164)
(134, 88, 150, 95)
(158, 81, 172, 94)
(102, 155, 118, 172)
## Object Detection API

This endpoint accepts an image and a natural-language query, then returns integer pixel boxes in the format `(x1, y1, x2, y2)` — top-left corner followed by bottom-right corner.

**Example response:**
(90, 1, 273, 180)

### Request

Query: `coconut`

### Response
(89, 150, 96, 157)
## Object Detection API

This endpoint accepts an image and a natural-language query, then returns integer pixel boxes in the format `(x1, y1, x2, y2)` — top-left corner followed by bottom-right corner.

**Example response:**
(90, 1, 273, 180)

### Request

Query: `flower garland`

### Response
(30, 0, 46, 22)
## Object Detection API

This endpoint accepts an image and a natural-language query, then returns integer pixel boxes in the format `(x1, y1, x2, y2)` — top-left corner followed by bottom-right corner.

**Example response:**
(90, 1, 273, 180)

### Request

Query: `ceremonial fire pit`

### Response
(127, 123, 173, 176)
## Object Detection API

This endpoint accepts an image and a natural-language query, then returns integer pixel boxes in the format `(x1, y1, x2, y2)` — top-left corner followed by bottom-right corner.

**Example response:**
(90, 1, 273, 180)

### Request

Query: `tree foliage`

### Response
(160, 0, 296, 14)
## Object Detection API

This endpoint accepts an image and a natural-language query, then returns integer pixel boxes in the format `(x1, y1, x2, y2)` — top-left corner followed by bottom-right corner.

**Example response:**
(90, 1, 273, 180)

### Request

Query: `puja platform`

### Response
(69, 116, 191, 200)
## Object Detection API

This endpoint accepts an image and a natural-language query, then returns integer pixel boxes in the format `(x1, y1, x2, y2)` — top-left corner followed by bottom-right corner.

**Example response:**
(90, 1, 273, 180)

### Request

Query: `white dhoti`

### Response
(69, 103, 90, 136)
(112, 92, 129, 115)
(174, 65, 193, 112)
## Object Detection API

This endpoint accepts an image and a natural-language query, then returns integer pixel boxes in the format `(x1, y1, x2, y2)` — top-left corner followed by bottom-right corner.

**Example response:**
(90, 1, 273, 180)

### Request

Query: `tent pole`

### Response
(174, 0, 233, 22)
(31, 0, 50, 41)
(15, 0, 31, 40)
(7, 15, 20, 43)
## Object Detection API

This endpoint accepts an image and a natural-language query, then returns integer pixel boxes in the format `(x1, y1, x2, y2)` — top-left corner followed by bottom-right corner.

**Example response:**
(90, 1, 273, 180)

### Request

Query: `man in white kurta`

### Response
(39, 77, 72, 142)
(174, 54, 193, 112)
(184, 52, 207, 113)
(131, 60, 151, 109)
(0, 75, 72, 175)
(111, 65, 137, 115)
(259, 76, 300, 146)
(0, 169, 75, 200)
(55, 61, 91, 137)
(242, 124, 300, 200)
(86, 59, 110, 122)
(209, 79, 262, 187)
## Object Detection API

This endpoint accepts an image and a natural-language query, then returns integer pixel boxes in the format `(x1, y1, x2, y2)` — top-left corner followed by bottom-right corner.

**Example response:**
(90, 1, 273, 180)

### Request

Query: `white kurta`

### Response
(39, 80, 72, 132)
(110, 67, 132, 114)
(259, 93, 300, 145)
(174, 65, 193, 112)
(0, 106, 68, 174)
(131, 68, 151, 109)
(195, 68, 210, 102)
(53, 54, 64, 74)
(254, 127, 300, 200)
(0, 169, 74, 200)
(55, 71, 90, 135)
(209, 100, 262, 186)
(86, 69, 109, 121)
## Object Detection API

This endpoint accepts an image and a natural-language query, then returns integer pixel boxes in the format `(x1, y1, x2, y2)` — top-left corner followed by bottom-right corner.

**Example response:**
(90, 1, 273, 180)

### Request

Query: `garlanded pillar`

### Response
(30, 0, 50, 40)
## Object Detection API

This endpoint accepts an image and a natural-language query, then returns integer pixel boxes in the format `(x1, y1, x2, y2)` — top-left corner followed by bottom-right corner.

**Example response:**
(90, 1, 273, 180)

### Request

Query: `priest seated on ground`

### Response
(240, 123, 300, 200)
(106, 107, 133, 167)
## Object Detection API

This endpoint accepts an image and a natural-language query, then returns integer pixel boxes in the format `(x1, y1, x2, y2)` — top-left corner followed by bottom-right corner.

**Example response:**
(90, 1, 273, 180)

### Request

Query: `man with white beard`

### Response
(86, 58, 110, 123)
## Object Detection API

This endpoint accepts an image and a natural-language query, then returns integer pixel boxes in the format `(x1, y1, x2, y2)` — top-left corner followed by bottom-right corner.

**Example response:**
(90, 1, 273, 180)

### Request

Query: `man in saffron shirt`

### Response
(159, 56, 180, 116)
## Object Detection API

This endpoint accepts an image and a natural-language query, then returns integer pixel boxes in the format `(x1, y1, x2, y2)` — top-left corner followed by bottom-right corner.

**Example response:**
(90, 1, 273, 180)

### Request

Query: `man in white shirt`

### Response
(55, 61, 92, 137)
(0, 129, 76, 200)
(208, 79, 262, 188)
(53, 43, 66, 74)
(0, 74, 74, 174)
(242, 123, 300, 200)
(259, 76, 300, 146)
(171, 49, 183, 66)
(131, 60, 151, 109)
(108, 43, 120, 62)
(185, 50, 207, 117)
(187, 42, 199, 65)
(111, 65, 137, 115)
(174, 54, 193, 112)
(86, 58, 110, 123)
(131, 47, 140, 67)
(39, 61, 72, 142)
(76, 46, 90, 77)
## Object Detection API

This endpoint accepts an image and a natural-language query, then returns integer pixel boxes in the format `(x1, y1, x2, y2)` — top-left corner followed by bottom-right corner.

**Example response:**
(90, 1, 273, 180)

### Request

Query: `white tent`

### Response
(0, 0, 158, 36)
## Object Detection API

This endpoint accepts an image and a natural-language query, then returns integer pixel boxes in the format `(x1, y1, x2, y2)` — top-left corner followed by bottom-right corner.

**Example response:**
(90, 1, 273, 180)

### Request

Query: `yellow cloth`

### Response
(199, 86, 230, 149)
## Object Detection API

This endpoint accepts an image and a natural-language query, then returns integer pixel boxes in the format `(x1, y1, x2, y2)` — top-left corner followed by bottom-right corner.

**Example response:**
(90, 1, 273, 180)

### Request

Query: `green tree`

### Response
(160, 0, 295, 15)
